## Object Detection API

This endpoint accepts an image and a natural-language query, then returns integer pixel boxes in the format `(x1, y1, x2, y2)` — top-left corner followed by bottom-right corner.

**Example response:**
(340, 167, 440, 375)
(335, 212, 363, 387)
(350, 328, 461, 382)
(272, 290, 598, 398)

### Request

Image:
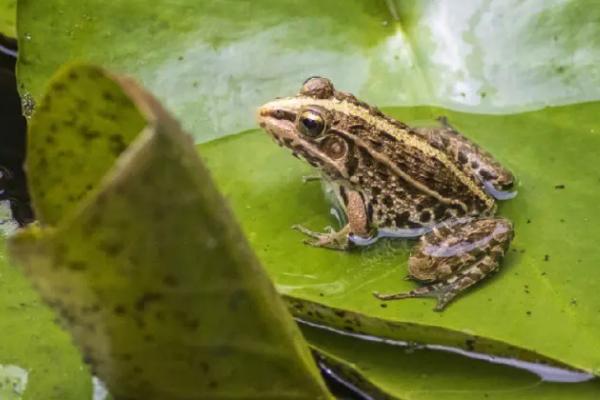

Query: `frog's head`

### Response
(257, 77, 361, 180)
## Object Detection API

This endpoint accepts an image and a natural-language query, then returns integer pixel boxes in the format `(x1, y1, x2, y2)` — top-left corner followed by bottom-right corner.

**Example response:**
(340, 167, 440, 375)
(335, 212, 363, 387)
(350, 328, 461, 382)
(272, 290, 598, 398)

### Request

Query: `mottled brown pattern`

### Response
(330, 109, 494, 218)
(408, 218, 513, 282)
(257, 77, 517, 310)
(414, 117, 515, 192)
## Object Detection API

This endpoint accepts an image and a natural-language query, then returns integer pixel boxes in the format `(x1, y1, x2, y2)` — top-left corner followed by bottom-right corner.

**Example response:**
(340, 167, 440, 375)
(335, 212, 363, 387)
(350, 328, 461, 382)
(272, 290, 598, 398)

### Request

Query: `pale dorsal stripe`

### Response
(333, 129, 466, 209)
(272, 96, 494, 210)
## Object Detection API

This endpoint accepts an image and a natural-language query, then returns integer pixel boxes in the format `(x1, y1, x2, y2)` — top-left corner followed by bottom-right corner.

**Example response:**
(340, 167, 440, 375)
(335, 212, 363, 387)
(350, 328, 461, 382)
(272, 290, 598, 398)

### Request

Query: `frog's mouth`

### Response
(257, 102, 301, 148)
(256, 102, 340, 173)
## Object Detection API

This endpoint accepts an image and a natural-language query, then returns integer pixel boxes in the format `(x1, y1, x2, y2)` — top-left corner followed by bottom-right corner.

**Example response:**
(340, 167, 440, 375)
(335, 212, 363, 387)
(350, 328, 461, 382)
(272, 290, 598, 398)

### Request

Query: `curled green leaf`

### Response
(9, 63, 331, 400)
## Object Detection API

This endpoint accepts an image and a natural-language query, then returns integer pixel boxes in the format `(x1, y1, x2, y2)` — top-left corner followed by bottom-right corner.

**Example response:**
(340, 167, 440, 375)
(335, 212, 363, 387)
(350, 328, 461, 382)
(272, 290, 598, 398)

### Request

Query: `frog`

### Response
(256, 77, 516, 311)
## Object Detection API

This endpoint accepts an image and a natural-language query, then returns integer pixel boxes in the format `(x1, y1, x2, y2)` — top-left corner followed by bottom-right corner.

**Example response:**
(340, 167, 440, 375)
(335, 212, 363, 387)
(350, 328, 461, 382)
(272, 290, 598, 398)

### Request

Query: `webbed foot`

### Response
(373, 278, 467, 312)
(292, 224, 351, 250)
(374, 217, 513, 311)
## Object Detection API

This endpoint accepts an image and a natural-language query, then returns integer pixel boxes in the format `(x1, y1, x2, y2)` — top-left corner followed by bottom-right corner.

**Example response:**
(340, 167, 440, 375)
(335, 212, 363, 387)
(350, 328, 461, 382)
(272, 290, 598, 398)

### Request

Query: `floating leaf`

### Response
(201, 102, 600, 373)
(304, 324, 600, 400)
(9, 63, 331, 400)
(0, 239, 92, 400)
(12, 0, 600, 391)
(17, 0, 600, 141)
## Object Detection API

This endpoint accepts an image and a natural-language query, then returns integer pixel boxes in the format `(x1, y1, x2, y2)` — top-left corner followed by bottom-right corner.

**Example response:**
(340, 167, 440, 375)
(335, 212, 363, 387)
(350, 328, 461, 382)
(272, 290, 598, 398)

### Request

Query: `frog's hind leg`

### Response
(374, 255, 501, 311)
(373, 217, 514, 311)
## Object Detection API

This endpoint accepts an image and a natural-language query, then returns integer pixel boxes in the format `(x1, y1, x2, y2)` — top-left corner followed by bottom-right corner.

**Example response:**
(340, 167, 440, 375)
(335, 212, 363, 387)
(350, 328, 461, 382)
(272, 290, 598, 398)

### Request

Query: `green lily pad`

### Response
(303, 324, 600, 400)
(13, 0, 600, 392)
(200, 102, 600, 373)
(0, 0, 16, 37)
(0, 238, 92, 399)
(9, 63, 331, 400)
(16, 0, 600, 141)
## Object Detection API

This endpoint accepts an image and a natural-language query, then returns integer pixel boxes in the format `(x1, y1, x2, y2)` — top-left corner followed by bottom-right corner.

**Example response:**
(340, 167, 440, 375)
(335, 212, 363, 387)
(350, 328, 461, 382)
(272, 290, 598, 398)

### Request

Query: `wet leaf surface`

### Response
(10, 1, 600, 396)
(201, 102, 600, 373)
(304, 324, 600, 400)
(17, 0, 600, 142)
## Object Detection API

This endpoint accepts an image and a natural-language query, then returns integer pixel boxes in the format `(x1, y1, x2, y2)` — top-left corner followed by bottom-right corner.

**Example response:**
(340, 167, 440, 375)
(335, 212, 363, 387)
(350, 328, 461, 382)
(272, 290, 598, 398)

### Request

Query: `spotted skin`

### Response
(257, 77, 516, 310)
(374, 218, 513, 310)
(414, 117, 514, 194)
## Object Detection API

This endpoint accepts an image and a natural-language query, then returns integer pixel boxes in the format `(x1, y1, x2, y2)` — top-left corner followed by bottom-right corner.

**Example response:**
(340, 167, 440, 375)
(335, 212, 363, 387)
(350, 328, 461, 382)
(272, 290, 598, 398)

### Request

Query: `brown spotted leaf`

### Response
(8, 63, 332, 400)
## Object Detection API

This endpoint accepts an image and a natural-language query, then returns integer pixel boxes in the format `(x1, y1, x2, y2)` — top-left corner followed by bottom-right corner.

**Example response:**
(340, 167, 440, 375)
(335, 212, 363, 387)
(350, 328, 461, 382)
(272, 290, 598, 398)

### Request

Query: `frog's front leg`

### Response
(374, 217, 513, 311)
(293, 189, 374, 250)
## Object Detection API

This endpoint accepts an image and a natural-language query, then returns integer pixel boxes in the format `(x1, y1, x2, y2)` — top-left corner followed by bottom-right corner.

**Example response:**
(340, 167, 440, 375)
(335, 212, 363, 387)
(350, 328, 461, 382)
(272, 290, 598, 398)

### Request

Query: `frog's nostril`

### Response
(258, 107, 270, 117)
(268, 109, 296, 122)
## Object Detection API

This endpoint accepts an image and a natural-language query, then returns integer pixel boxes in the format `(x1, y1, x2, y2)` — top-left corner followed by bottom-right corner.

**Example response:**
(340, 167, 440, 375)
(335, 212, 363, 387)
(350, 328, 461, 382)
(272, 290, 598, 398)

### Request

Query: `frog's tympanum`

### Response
(257, 77, 516, 310)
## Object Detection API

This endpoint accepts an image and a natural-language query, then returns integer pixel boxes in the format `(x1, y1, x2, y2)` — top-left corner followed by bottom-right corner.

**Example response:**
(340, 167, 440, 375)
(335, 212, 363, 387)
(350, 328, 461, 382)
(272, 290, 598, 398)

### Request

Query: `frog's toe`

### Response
(293, 224, 351, 250)
(301, 175, 322, 183)
(374, 280, 464, 311)
(291, 224, 321, 239)
(372, 290, 413, 300)
(433, 290, 459, 311)
(373, 283, 440, 301)
(324, 226, 336, 234)
(302, 238, 321, 247)
(300, 235, 347, 250)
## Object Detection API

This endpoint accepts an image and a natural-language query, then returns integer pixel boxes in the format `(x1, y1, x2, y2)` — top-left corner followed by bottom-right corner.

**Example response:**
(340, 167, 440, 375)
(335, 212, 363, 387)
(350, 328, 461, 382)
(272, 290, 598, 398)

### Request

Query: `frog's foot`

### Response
(375, 217, 514, 311)
(292, 224, 351, 250)
(301, 175, 322, 183)
(374, 264, 487, 311)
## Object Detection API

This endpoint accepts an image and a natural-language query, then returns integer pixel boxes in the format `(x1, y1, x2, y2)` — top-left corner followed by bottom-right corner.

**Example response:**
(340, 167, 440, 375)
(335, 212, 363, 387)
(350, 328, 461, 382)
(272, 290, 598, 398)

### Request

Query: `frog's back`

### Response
(413, 117, 515, 200)
(326, 91, 497, 230)
(257, 77, 514, 232)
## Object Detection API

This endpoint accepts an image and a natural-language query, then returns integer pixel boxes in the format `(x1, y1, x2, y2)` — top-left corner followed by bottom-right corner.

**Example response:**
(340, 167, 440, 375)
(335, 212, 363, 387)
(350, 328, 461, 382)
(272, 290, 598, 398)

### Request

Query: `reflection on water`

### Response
(299, 318, 595, 383)
(92, 377, 109, 400)
(319, 360, 376, 400)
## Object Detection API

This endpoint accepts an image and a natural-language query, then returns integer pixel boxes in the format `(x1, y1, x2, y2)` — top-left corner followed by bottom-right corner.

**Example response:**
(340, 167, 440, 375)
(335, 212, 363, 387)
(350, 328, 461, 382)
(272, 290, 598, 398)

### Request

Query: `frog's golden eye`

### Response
(298, 109, 326, 137)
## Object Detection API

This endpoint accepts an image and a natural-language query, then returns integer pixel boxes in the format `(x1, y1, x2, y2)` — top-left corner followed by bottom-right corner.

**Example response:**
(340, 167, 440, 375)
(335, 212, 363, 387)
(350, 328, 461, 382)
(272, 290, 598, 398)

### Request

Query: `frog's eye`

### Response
(298, 109, 326, 137)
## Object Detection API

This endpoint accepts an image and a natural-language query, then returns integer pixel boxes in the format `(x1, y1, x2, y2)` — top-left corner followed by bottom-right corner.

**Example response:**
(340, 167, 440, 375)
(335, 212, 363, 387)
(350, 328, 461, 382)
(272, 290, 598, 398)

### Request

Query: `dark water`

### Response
(0, 34, 33, 225)
(320, 362, 375, 400)
(303, 318, 598, 399)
